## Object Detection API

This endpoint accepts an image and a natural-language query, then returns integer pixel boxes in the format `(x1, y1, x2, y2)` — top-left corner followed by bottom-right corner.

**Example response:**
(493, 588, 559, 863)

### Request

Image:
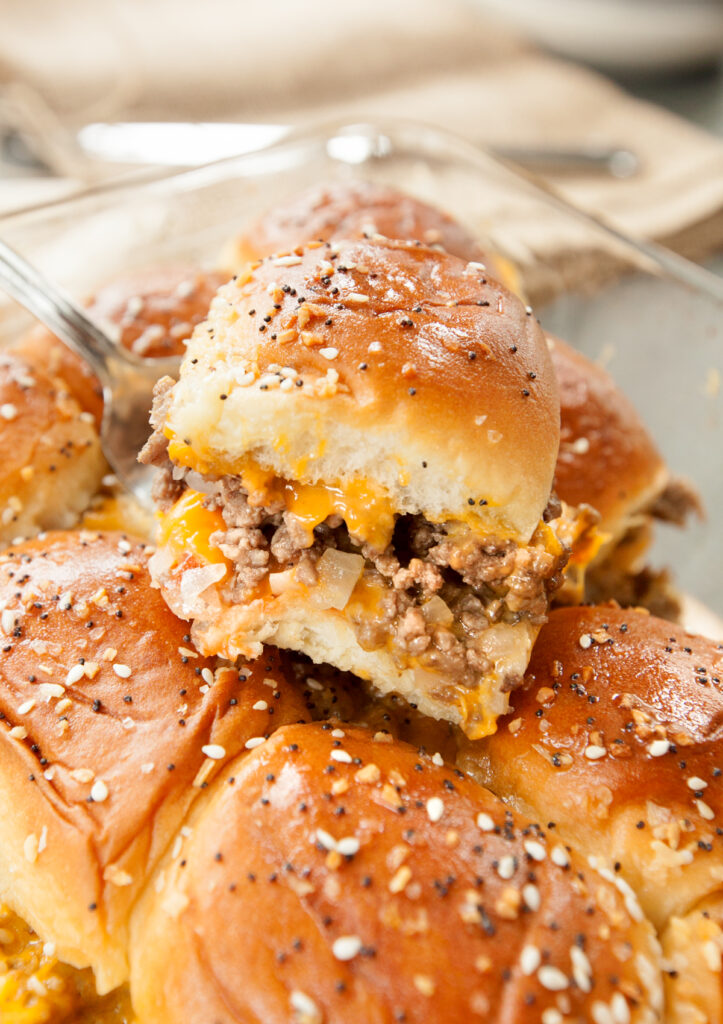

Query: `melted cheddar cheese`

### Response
(158, 490, 229, 566)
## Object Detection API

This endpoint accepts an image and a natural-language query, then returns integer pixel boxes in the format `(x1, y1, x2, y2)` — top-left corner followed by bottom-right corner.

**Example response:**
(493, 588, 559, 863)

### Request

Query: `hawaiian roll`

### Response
(549, 335, 697, 613)
(14, 266, 226, 429)
(661, 894, 723, 1023)
(0, 353, 105, 544)
(144, 236, 566, 738)
(130, 722, 662, 1024)
(0, 530, 308, 992)
(459, 605, 723, 929)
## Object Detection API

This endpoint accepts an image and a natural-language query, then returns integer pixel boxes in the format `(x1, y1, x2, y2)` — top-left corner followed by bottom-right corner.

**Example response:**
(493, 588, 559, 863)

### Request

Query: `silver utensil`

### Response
(2, 121, 639, 179)
(0, 238, 178, 505)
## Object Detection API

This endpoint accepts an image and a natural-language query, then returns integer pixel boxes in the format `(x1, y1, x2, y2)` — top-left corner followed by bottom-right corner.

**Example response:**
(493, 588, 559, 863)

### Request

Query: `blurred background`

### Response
(0, 0, 722, 265)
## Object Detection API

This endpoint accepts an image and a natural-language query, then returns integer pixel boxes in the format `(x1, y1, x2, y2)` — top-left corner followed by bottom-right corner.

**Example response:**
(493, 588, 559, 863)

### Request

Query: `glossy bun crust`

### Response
(550, 336, 667, 542)
(461, 605, 723, 929)
(0, 531, 308, 992)
(15, 266, 226, 427)
(131, 723, 661, 1024)
(227, 180, 503, 273)
(166, 236, 559, 541)
(0, 353, 105, 543)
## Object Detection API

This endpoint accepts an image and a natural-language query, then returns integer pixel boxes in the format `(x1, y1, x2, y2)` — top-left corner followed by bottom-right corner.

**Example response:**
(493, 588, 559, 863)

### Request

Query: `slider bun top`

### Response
(15, 266, 226, 428)
(0, 353, 105, 543)
(229, 179, 496, 270)
(0, 530, 308, 992)
(462, 604, 723, 928)
(550, 335, 667, 541)
(166, 237, 559, 543)
(131, 722, 661, 1024)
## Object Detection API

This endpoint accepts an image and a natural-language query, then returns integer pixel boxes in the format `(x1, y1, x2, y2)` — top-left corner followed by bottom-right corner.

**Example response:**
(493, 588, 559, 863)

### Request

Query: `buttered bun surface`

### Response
(0, 530, 308, 992)
(131, 722, 662, 1024)
(461, 605, 723, 930)
(225, 180, 516, 288)
(15, 266, 226, 428)
(0, 353, 105, 544)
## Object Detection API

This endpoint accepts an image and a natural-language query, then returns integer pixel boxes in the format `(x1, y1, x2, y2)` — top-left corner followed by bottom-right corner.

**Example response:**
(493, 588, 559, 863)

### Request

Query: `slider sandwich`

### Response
(144, 235, 568, 738)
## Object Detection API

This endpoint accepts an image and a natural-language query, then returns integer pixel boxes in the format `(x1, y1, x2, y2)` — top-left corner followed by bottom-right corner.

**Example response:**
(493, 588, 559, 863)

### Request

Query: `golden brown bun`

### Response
(0, 531, 308, 992)
(0, 354, 105, 544)
(130, 722, 661, 1024)
(461, 605, 723, 929)
(661, 894, 723, 1023)
(14, 266, 226, 428)
(166, 237, 559, 542)
(226, 180, 512, 280)
(550, 335, 668, 545)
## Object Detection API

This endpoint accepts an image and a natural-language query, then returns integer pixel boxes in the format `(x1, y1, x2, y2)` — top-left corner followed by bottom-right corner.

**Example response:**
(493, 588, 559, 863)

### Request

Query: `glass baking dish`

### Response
(0, 119, 721, 615)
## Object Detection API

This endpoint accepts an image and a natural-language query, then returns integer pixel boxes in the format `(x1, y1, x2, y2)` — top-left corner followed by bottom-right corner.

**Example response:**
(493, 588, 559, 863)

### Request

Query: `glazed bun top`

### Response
(0, 530, 308, 989)
(130, 722, 662, 1024)
(165, 237, 559, 543)
(549, 335, 668, 538)
(469, 604, 723, 926)
(229, 180, 494, 269)
(16, 266, 226, 428)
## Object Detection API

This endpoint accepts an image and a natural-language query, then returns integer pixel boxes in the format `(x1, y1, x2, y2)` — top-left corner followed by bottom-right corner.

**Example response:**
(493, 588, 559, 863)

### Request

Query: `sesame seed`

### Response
(319, 347, 339, 360)
(476, 812, 495, 831)
(90, 779, 109, 802)
(331, 728, 345, 739)
(272, 255, 302, 266)
(426, 797, 444, 822)
(520, 945, 541, 975)
(497, 855, 516, 879)
(290, 990, 321, 1022)
(584, 745, 606, 760)
(245, 736, 266, 750)
(522, 883, 540, 911)
(201, 744, 226, 760)
(523, 839, 546, 861)
(65, 663, 85, 685)
(315, 828, 337, 851)
(112, 663, 131, 679)
(252, 700, 268, 711)
(695, 799, 716, 820)
(331, 749, 352, 764)
(538, 965, 569, 991)
(687, 776, 708, 790)
(579, 634, 592, 649)
(647, 739, 670, 757)
(17, 699, 36, 715)
(551, 845, 570, 868)
(337, 837, 360, 856)
(0, 404, 18, 421)
(431, 752, 444, 766)
(332, 935, 363, 961)
(201, 668, 215, 685)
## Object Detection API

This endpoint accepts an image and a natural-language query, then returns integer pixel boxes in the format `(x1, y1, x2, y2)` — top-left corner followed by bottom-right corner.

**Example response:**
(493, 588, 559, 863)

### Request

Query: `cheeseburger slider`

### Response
(549, 336, 699, 615)
(144, 236, 567, 737)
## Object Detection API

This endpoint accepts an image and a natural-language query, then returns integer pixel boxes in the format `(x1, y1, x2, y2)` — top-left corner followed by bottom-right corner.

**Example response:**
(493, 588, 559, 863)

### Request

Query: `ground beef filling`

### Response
(155, 471, 566, 691)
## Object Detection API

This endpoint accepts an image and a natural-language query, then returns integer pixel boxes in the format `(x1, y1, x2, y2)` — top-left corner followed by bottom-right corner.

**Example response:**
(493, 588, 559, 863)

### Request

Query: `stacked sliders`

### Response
(0, 180, 715, 1023)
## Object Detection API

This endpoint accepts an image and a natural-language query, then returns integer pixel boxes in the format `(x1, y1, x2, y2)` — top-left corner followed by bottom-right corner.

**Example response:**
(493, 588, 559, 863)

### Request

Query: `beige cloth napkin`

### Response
(1, 0, 723, 264)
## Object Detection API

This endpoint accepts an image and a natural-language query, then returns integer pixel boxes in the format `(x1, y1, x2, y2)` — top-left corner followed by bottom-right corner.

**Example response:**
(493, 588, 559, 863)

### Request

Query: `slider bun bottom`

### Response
(183, 592, 539, 737)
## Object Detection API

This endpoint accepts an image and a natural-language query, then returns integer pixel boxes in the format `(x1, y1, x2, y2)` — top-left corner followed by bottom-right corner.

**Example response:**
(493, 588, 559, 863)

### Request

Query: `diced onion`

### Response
(421, 595, 454, 625)
(310, 550, 364, 610)
(269, 568, 296, 595)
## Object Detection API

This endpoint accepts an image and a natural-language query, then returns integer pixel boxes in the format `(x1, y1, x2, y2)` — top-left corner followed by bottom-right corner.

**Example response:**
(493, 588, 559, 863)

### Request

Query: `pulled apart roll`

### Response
(14, 265, 226, 429)
(144, 236, 567, 738)
(460, 605, 723, 931)
(0, 530, 308, 992)
(0, 354, 105, 545)
(549, 336, 698, 615)
(131, 722, 662, 1024)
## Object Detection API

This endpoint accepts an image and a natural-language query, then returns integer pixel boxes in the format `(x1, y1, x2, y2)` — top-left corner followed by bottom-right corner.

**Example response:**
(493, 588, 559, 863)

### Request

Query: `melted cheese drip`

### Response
(158, 489, 229, 565)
